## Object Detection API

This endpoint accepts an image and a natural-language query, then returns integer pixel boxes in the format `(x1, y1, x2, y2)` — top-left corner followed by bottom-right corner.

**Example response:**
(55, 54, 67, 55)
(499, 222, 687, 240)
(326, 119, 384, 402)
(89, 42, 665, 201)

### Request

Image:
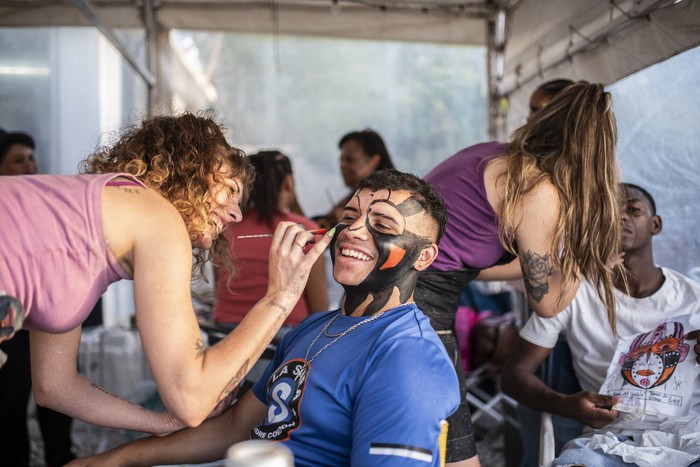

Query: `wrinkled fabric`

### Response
(588, 422, 700, 467)
(555, 418, 700, 467)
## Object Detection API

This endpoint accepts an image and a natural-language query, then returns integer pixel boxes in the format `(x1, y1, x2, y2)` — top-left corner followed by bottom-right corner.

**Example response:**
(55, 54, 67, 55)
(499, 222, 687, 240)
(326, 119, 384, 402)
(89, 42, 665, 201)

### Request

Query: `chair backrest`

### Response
(470, 311, 520, 375)
(538, 338, 585, 467)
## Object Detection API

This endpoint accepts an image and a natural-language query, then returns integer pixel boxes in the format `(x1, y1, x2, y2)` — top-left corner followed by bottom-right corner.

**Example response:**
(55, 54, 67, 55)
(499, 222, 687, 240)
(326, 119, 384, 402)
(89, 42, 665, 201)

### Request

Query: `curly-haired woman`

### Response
(0, 112, 334, 434)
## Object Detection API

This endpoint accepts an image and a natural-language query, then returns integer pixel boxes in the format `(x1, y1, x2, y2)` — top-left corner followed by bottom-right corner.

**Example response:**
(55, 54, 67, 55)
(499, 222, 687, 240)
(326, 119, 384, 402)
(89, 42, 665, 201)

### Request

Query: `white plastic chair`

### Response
(539, 412, 555, 467)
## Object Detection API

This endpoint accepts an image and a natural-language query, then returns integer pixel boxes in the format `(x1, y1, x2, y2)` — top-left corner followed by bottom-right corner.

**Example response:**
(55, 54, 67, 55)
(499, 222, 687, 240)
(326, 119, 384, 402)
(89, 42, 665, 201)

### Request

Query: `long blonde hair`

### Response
(499, 83, 623, 331)
(80, 110, 255, 280)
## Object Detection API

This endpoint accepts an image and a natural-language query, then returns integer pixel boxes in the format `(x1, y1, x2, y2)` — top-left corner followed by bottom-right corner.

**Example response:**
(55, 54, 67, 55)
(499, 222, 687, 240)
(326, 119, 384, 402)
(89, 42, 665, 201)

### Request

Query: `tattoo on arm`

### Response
(218, 359, 250, 403)
(267, 300, 288, 316)
(90, 381, 141, 409)
(521, 250, 552, 303)
(195, 338, 205, 359)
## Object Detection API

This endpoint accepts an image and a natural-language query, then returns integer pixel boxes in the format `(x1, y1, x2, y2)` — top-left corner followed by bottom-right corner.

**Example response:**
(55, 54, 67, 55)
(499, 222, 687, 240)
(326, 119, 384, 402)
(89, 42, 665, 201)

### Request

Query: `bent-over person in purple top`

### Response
(416, 83, 627, 466)
(417, 142, 515, 466)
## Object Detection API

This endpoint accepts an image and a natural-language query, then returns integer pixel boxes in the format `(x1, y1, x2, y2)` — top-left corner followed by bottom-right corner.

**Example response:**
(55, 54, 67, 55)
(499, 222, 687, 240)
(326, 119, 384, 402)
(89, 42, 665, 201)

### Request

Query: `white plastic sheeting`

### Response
(3, 1, 698, 127)
(612, 46, 700, 280)
(1, 0, 698, 321)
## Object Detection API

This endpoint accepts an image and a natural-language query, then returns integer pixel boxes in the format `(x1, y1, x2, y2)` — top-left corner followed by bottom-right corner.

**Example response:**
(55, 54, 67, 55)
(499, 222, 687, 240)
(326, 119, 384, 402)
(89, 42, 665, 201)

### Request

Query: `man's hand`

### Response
(686, 330, 700, 365)
(560, 391, 620, 428)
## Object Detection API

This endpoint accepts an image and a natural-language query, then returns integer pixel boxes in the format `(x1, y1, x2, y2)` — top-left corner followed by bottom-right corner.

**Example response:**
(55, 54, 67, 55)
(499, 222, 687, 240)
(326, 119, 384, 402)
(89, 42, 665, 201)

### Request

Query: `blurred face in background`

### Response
(0, 143, 37, 175)
(528, 88, 555, 120)
(339, 139, 380, 189)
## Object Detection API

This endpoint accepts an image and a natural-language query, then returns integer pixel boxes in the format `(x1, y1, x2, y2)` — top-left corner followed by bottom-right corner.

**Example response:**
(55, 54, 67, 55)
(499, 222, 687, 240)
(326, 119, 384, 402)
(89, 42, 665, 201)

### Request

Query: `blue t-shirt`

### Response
(251, 303, 460, 466)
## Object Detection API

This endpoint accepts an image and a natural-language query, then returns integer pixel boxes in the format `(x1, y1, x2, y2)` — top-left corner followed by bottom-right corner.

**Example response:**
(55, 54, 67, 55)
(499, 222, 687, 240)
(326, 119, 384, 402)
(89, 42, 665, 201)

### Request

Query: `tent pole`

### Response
(70, 0, 157, 102)
(487, 2, 507, 142)
(142, 0, 159, 114)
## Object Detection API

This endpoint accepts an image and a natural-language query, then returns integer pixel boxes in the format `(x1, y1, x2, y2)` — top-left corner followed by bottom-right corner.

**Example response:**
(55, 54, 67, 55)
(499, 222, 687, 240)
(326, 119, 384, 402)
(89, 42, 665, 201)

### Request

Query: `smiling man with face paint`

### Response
(69, 170, 462, 467)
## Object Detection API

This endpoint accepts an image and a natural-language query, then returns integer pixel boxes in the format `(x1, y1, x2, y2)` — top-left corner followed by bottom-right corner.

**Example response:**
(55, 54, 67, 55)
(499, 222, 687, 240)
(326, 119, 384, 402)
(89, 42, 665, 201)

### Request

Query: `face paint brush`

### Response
(237, 228, 327, 239)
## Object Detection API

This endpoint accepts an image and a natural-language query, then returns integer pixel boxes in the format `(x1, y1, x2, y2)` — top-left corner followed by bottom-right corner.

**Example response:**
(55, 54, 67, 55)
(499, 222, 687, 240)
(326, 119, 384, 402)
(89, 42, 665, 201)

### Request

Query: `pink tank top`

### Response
(0, 173, 144, 332)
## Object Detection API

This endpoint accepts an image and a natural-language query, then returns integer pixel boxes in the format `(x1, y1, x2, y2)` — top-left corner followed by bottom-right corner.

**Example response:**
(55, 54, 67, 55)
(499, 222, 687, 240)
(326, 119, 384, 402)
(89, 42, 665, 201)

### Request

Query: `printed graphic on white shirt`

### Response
(252, 358, 308, 441)
(599, 316, 698, 417)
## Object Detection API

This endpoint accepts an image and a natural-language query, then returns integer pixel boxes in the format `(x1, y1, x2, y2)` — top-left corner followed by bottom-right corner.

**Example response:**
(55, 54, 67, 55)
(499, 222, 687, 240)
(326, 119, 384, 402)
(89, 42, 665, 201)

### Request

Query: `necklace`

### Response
(304, 311, 386, 364)
(322, 302, 414, 338)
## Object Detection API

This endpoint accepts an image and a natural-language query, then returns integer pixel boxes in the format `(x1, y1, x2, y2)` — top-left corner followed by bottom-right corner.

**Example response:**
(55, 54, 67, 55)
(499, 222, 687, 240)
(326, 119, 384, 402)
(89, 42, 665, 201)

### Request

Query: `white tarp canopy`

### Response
(1, 0, 697, 131)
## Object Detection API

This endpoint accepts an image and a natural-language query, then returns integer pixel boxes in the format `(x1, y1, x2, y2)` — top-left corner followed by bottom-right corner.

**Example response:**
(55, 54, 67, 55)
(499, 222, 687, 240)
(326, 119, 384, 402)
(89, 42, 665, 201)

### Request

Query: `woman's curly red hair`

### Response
(81, 110, 254, 279)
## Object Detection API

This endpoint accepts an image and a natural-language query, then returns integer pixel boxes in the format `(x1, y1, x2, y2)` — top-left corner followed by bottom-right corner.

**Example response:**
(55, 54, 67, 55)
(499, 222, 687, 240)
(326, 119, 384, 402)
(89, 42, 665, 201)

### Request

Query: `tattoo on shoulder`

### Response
(521, 250, 552, 303)
(118, 186, 142, 194)
(195, 338, 205, 359)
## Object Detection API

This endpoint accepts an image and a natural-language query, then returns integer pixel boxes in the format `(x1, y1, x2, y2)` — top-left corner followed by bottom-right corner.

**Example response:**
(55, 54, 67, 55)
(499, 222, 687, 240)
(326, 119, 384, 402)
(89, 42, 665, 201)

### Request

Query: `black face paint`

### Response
(331, 191, 432, 316)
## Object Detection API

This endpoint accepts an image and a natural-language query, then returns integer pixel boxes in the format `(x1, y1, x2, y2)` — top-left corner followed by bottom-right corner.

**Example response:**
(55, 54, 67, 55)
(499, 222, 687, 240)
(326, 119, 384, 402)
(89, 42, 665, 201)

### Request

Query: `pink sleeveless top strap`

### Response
(0, 173, 146, 332)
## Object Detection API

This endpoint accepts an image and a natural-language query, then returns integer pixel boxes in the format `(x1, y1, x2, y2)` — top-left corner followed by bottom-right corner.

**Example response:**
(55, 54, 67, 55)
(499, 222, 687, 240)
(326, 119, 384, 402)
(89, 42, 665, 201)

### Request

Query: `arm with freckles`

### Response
(66, 390, 268, 467)
(514, 182, 579, 317)
(30, 328, 182, 434)
(33, 186, 333, 433)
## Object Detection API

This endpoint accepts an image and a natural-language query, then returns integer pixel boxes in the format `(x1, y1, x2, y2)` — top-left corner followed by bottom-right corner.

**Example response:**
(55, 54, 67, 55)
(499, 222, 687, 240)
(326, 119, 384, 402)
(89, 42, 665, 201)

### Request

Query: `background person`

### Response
(314, 128, 395, 229)
(415, 82, 624, 466)
(527, 78, 575, 118)
(0, 112, 333, 436)
(502, 183, 700, 466)
(0, 130, 38, 175)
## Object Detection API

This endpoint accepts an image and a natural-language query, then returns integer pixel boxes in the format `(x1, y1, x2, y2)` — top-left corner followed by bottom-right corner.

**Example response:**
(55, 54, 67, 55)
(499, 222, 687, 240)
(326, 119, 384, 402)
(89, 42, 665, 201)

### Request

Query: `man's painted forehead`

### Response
(346, 188, 433, 239)
(350, 188, 416, 209)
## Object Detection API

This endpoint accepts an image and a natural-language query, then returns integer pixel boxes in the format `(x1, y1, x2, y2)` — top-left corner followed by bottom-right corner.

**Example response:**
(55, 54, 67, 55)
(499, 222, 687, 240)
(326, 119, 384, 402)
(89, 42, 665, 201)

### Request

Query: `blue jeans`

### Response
(553, 436, 700, 467)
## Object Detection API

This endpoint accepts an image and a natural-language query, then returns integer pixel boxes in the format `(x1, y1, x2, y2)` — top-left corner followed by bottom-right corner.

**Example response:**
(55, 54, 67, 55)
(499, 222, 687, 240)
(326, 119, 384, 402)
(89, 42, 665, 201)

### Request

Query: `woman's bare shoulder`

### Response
(102, 184, 188, 272)
(526, 177, 559, 206)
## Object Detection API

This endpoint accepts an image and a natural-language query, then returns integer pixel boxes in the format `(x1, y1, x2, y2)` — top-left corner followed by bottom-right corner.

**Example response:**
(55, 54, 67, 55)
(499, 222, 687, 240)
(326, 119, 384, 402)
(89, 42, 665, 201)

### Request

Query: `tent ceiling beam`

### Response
(0, 0, 491, 45)
(70, 0, 156, 85)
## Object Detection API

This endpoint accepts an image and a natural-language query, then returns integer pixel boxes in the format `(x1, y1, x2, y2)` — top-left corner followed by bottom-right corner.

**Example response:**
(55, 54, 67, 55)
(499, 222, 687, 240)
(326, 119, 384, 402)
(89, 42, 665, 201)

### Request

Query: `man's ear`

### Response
(414, 244, 439, 271)
(651, 215, 662, 236)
